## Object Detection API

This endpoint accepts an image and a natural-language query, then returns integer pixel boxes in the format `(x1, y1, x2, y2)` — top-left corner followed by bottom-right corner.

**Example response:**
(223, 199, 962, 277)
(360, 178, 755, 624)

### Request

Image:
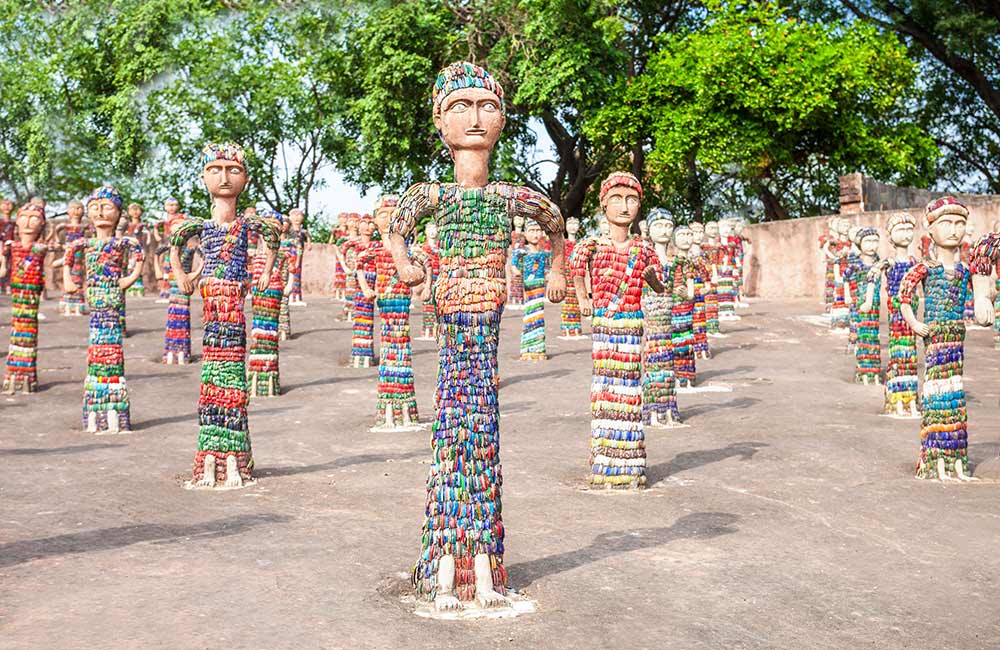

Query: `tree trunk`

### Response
(685, 151, 703, 222)
(754, 179, 789, 220)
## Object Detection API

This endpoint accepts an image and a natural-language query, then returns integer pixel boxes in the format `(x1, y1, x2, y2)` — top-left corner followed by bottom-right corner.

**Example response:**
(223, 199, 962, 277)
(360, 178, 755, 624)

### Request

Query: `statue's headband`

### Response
(599, 171, 643, 203)
(200, 142, 247, 170)
(87, 184, 122, 209)
(433, 61, 505, 115)
(924, 196, 968, 228)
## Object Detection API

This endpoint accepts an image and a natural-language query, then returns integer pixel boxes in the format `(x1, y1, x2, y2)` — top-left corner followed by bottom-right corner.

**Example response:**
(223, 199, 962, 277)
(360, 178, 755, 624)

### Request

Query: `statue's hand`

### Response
(579, 297, 592, 317)
(64, 279, 79, 293)
(911, 320, 931, 338)
(419, 285, 431, 302)
(546, 273, 566, 303)
(256, 268, 271, 292)
(859, 301, 872, 313)
(975, 296, 996, 327)
(177, 272, 196, 296)
(398, 262, 425, 287)
(363, 287, 376, 300)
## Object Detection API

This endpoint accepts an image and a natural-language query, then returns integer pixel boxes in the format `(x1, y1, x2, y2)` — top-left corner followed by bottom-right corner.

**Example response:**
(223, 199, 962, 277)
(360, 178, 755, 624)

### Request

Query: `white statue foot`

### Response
(196, 455, 216, 487)
(87, 412, 98, 433)
(936, 458, 957, 482)
(107, 409, 119, 434)
(434, 555, 463, 611)
(474, 554, 509, 609)
(165, 352, 174, 365)
(956, 459, 978, 482)
(224, 455, 243, 488)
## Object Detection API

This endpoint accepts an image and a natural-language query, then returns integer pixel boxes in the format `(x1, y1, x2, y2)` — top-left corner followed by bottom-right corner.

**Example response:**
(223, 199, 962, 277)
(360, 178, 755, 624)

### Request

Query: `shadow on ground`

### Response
(259, 449, 425, 478)
(508, 511, 740, 587)
(646, 441, 768, 486)
(0, 513, 292, 568)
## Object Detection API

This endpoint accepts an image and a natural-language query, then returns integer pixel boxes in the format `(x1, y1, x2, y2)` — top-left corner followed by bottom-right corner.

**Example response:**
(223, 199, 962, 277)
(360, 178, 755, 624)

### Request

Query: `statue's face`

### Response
(243, 207, 257, 218)
(524, 221, 542, 245)
(648, 220, 672, 244)
(347, 216, 359, 233)
(859, 234, 880, 256)
(599, 218, 610, 236)
(93, 199, 121, 231)
(601, 185, 641, 229)
(966, 224, 974, 238)
(289, 210, 305, 227)
(425, 222, 438, 241)
(373, 207, 392, 235)
(837, 218, 850, 236)
(829, 218, 838, 233)
(847, 227, 860, 247)
(704, 222, 719, 239)
(164, 201, 180, 215)
(359, 219, 376, 238)
(674, 227, 694, 251)
(87, 199, 100, 222)
(127, 204, 142, 220)
(565, 218, 580, 236)
(719, 220, 733, 237)
(513, 215, 525, 230)
(638, 220, 648, 236)
(15, 209, 44, 239)
(733, 221, 745, 235)
(928, 214, 967, 250)
(0, 200, 12, 216)
(434, 87, 505, 155)
(690, 222, 704, 244)
(67, 203, 84, 221)
(201, 159, 248, 199)
(889, 223, 914, 247)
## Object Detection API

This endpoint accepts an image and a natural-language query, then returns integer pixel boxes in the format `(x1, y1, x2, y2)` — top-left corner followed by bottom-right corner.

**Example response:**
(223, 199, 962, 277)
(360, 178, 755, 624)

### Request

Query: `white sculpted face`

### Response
(690, 222, 704, 244)
(674, 226, 694, 251)
(425, 222, 438, 242)
(860, 234, 880, 257)
(601, 185, 641, 230)
(565, 217, 580, 237)
(928, 214, 967, 251)
(648, 220, 673, 244)
(890, 223, 915, 247)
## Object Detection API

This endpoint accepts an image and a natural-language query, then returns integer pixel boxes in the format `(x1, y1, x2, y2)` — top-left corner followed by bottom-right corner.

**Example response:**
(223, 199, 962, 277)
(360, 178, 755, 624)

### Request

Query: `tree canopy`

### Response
(0, 0, 994, 224)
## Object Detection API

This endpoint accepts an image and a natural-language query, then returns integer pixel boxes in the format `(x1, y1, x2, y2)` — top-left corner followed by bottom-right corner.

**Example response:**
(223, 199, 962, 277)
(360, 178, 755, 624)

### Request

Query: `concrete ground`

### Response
(2, 293, 1000, 650)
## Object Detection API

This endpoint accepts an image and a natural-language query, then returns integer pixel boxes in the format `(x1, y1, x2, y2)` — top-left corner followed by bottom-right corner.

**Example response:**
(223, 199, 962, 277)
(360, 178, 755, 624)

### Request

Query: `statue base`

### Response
(410, 590, 537, 620)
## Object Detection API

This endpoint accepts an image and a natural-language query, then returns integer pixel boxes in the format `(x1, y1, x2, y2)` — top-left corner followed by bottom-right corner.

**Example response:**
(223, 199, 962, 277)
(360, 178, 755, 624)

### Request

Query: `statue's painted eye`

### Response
(449, 100, 471, 113)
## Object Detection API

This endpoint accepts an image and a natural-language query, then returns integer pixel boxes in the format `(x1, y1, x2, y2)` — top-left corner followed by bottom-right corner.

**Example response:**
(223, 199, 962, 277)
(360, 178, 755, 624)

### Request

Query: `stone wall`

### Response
(743, 197, 1000, 300)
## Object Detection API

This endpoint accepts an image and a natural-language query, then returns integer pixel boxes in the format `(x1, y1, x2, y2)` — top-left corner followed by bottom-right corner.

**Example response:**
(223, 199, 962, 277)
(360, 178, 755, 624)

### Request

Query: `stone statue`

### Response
(359, 196, 422, 431)
(0, 197, 15, 294)
(510, 220, 552, 360)
(1, 203, 55, 394)
(416, 221, 440, 341)
(638, 218, 649, 239)
(669, 224, 702, 388)
(286, 207, 310, 306)
(384, 62, 566, 611)
(572, 171, 664, 488)
(247, 209, 290, 398)
(844, 227, 881, 384)
(122, 203, 150, 297)
(898, 198, 974, 481)
(169, 142, 280, 489)
(63, 186, 143, 432)
(819, 217, 838, 312)
(55, 199, 89, 316)
(642, 208, 681, 427)
(558, 216, 585, 338)
(861, 213, 919, 417)
(971, 220, 1000, 348)
(157, 203, 201, 365)
(507, 214, 526, 309)
(348, 214, 377, 368)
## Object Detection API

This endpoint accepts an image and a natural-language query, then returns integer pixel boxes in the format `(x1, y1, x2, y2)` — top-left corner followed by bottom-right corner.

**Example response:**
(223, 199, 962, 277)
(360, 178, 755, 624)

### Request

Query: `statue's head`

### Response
(373, 196, 398, 235)
(836, 217, 850, 236)
(15, 202, 45, 240)
(289, 208, 305, 227)
(673, 224, 694, 251)
(598, 215, 610, 236)
(513, 214, 525, 230)
(87, 185, 123, 231)
(924, 197, 968, 250)
(855, 227, 880, 256)
(565, 217, 580, 237)
(647, 209, 674, 245)
(337, 212, 347, 227)
(638, 219, 648, 237)
(425, 221, 438, 241)
(67, 200, 84, 221)
(164, 197, 180, 215)
(347, 212, 360, 234)
(524, 220, 542, 245)
(243, 206, 257, 218)
(0, 198, 12, 215)
(599, 171, 643, 230)
(358, 214, 376, 238)
(719, 218, 734, 237)
(432, 62, 505, 158)
(127, 203, 142, 220)
(732, 218, 746, 235)
(828, 217, 838, 232)
(847, 226, 860, 248)
(704, 220, 719, 240)
(259, 208, 284, 234)
(690, 221, 705, 244)
(199, 142, 248, 199)
(886, 212, 916, 247)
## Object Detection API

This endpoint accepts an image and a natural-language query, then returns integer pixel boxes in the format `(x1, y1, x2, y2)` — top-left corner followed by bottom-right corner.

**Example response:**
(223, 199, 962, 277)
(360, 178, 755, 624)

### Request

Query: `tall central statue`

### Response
(385, 62, 566, 611)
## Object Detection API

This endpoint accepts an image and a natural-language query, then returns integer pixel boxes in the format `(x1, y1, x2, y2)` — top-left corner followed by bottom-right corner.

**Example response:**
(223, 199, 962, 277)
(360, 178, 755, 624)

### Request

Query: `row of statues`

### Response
(820, 199, 1000, 482)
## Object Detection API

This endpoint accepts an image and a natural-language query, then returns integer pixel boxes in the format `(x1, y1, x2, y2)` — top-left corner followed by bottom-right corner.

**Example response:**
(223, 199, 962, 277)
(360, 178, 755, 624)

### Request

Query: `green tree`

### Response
(591, 0, 938, 220)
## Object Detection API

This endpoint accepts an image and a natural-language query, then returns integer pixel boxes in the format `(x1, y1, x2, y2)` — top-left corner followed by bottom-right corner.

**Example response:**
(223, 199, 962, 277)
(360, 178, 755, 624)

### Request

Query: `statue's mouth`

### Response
(465, 128, 487, 135)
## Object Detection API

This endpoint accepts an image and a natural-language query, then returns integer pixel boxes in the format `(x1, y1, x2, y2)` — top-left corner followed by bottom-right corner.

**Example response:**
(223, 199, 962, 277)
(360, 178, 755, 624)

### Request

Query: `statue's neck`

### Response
(210, 196, 238, 225)
(654, 242, 669, 264)
(609, 223, 631, 246)
(567, 233, 576, 242)
(18, 232, 37, 247)
(893, 243, 910, 260)
(95, 224, 115, 240)
(452, 149, 490, 188)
